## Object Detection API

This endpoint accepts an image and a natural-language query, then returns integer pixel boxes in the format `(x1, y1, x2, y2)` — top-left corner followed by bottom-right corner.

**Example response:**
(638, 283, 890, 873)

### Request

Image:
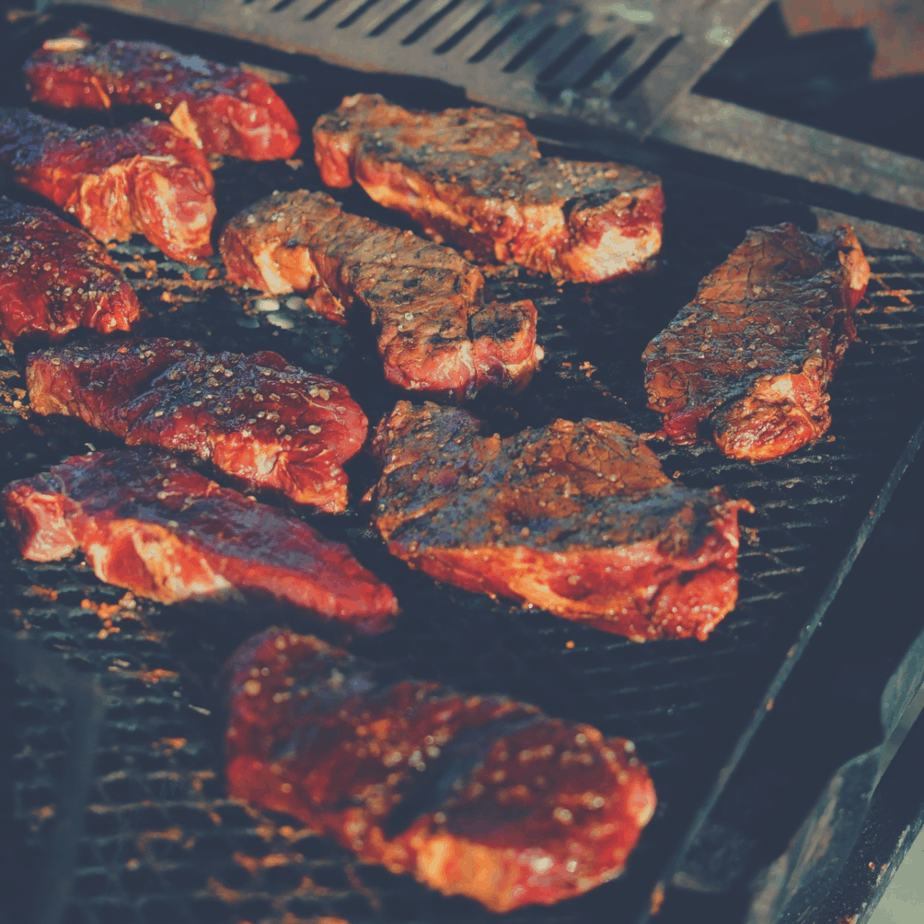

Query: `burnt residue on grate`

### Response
(2, 33, 924, 924)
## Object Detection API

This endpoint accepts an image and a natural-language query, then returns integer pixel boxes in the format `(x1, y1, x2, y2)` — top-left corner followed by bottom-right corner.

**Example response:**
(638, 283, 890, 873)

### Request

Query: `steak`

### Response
(313, 93, 663, 283)
(225, 627, 656, 911)
(371, 402, 751, 641)
(0, 197, 139, 349)
(0, 108, 215, 263)
(24, 37, 301, 161)
(643, 223, 870, 461)
(220, 190, 542, 402)
(1, 450, 398, 632)
(26, 339, 367, 513)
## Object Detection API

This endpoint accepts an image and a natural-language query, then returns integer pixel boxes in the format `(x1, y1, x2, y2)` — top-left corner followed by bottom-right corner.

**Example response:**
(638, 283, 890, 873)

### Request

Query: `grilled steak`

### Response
(220, 190, 542, 402)
(313, 93, 663, 283)
(0, 108, 215, 263)
(0, 197, 139, 349)
(24, 37, 301, 161)
(1, 450, 398, 631)
(643, 223, 870, 461)
(371, 402, 751, 641)
(26, 339, 367, 512)
(225, 627, 655, 911)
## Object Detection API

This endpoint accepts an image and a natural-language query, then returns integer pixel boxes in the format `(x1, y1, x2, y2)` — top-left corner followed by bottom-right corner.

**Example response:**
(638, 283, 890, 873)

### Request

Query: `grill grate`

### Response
(41, 0, 771, 137)
(3, 37, 924, 924)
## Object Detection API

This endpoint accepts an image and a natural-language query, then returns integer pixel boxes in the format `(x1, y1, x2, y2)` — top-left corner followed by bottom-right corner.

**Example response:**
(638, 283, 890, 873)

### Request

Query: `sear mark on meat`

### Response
(643, 223, 870, 461)
(26, 338, 367, 513)
(220, 190, 543, 403)
(313, 93, 664, 283)
(24, 37, 301, 161)
(0, 108, 216, 263)
(225, 627, 655, 911)
(370, 402, 751, 641)
(1, 450, 398, 632)
(0, 197, 140, 350)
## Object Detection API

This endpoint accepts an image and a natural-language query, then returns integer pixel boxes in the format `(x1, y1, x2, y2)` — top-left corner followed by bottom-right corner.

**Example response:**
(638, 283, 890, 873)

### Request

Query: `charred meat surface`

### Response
(0, 197, 139, 349)
(26, 339, 367, 512)
(24, 37, 301, 161)
(313, 94, 663, 283)
(0, 108, 215, 263)
(225, 627, 656, 910)
(1, 450, 398, 631)
(643, 223, 870, 461)
(371, 403, 751, 641)
(220, 190, 542, 402)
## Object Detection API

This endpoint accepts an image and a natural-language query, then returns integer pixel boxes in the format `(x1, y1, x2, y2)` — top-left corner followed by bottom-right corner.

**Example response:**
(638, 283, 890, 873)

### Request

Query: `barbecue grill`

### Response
(2, 3, 924, 924)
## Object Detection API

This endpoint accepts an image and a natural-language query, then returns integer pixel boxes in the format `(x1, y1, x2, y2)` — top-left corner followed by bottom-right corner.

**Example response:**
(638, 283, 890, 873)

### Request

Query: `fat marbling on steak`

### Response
(26, 338, 367, 513)
(220, 190, 542, 402)
(1, 450, 397, 632)
(24, 37, 300, 161)
(225, 627, 655, 911)
(0, 108, 215, 263)
(313, 94, 663, 283)
(371, 402, 751, 641)
(643, 223, 870, 461)
(0, 197, 139, 349)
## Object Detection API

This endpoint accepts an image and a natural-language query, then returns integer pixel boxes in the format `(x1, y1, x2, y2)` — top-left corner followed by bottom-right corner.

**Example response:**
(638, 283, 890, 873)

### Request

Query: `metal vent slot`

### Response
(43, 0, 775, 137)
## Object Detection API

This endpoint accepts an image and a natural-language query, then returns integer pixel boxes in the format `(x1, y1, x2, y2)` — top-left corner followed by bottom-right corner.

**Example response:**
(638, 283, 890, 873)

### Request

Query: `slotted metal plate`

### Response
(42, 0, 771, 136)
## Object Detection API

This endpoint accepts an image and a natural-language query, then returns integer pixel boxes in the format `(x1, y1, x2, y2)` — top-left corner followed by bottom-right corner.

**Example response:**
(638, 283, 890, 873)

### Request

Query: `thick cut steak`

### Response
(643, 223, 870, 461)
(0, 108, 215, 263)
(1, 450, 397, 632)
(0, 197, 139, 349)
(26, 339, 367, 513)
(220, 190, 542, 402)
(24, 37, 300, 161)
(225, 627, 655, 911)
(313, 94, 663, 283)
(371, 403, 751, 641)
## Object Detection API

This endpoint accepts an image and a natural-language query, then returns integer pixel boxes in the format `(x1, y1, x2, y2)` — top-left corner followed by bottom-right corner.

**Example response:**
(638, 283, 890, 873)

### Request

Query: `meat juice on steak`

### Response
(1, 450, 398, 631)
(225, 627, 655, 911)
(24, 37, 301, 161)
(0, 108, 215, 263)
(220, 190, 542, 402)
(0, 197, 139, 349)
(643, 223, 870, 461)
(371, 403, 751, 641)
(313, 93, 664, 283)
(26, 339, 367, 513)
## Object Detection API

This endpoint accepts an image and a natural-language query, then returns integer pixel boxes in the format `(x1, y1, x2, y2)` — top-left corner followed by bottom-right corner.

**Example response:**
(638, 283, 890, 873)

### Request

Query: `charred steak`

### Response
(2, 450, 397, 632)
(313, 94, 663, 283)
(0, 108, 215, 263)
(24, 37, 300, 161)
(26, 339, 367, 513)
(371, 402, 751, 641)
(225, 627, 655, 911)
(0, 197, 139, 349)
(220, 190, 542, 402)
(643, 223, 870, 461)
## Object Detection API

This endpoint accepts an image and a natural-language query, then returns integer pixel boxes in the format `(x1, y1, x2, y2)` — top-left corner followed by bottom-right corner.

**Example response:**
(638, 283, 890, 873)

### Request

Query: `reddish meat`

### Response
(225, 627, 655, 911)
(26, 339, 367, 513)
(371, 403, 751, 641)
(313, 94, 663, 283)
(0, 108, 215, 263)
(0, 197, 139, 349)
(220, 190, 542, 402)
(24, 37, 300, 161)
(1, 450, 397, 632)
(643, 223, 870, 461)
